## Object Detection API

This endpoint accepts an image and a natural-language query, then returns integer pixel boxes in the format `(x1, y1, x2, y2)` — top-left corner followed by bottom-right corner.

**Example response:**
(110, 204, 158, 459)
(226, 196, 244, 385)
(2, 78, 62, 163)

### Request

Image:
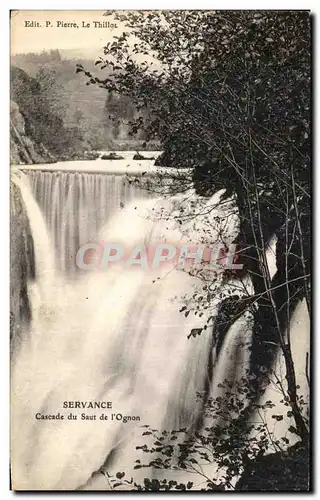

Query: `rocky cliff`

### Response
(10, 99, 55, 165)
(10, 64, 87, 164)
(10, 175, 35, 351)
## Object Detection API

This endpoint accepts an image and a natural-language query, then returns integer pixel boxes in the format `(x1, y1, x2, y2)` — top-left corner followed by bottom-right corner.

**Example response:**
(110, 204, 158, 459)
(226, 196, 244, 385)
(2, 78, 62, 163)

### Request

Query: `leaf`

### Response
(288, 425, 298, 434)
(271, 414, 283, 421)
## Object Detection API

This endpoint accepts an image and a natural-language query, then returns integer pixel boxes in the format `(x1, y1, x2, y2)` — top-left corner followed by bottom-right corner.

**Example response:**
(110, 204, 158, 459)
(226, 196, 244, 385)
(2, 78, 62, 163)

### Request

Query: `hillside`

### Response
(11, 50, 151, 152)
(11, 51, 108, 150)
(10, 64, 90, 163)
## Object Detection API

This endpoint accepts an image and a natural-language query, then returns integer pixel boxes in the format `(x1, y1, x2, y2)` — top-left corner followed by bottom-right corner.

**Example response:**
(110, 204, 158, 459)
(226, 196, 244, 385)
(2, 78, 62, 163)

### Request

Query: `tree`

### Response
(11, 64, 89, 159)
(78, 9, 310, 488)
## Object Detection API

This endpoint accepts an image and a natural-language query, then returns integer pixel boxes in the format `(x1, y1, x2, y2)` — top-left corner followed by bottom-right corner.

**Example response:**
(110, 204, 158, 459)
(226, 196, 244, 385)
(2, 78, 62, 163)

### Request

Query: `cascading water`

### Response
(10, 169, 56, 352)
(11, 165, 309, 491)
(11, 170, 55, 292)
(25, 170, 149, 272)
(10, 171, 34, 350)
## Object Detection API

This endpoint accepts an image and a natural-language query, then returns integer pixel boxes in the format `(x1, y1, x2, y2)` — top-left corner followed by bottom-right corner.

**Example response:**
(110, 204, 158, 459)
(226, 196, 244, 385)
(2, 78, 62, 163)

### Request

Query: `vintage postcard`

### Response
(10, 10, 311, 491)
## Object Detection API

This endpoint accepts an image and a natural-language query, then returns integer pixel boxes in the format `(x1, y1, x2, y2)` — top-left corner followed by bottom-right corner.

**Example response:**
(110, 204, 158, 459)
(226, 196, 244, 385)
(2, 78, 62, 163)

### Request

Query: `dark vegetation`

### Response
(11, 65, 84, 161)
(10, 49, 152, 164)
(78, 10, 311, 490)
(10, 10, 310, 490)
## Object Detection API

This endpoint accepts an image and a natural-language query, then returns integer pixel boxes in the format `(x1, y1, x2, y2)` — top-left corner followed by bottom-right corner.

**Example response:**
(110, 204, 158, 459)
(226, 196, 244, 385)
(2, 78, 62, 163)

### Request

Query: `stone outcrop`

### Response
(235, 442, 310, 492)
(10, 100, 55, 165)
(10, 180, 35, 350)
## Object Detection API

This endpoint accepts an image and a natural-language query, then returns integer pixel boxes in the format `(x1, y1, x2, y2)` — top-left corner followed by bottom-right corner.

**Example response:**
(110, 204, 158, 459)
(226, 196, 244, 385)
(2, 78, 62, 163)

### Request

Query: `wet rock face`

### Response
(10, 182, 35, 349)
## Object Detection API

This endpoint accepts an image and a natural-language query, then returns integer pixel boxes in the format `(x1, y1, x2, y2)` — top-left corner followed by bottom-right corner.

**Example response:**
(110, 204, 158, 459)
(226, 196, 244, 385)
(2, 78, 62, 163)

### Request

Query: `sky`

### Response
(11, 10, 126, 57)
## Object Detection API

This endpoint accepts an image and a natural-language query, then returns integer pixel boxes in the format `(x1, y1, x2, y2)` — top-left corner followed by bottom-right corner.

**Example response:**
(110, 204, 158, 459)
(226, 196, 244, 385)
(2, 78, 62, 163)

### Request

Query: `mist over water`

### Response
(10, 163, 309, 490)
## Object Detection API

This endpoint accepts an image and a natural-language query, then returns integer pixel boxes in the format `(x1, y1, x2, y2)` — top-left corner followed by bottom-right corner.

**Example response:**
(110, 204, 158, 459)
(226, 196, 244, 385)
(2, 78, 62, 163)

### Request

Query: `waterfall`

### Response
(11, 170, 55, 292)
(10, 168, 309, 491)
(10, 170, 56, 353)
(10, 171, 34, 349)
(24, 171, 149, 272)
